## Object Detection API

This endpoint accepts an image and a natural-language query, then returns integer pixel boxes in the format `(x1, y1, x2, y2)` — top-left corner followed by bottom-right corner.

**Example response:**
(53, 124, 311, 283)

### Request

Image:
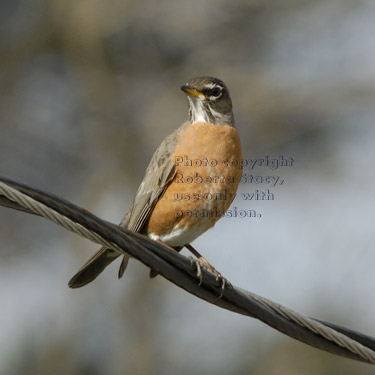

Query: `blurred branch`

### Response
(0, 175, 374, 365)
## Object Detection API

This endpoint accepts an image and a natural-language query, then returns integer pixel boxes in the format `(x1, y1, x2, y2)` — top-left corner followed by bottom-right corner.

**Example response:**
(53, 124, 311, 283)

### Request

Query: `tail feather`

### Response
(118, 255, 129, 279)
(68, 247, 128, 288)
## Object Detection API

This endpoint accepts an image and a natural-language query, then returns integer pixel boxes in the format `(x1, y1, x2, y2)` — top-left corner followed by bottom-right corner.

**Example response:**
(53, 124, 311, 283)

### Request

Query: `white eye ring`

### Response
(207, 86, 223, 100)
(211, 87, 222, 97)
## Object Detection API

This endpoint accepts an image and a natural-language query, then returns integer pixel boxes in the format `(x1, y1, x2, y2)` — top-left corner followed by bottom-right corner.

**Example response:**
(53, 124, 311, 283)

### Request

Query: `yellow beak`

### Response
(180, 85, 203, 98)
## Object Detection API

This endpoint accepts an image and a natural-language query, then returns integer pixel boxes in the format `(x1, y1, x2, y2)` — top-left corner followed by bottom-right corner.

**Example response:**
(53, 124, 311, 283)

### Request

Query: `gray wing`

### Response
(123, 127, 183, 232)
(68, 123, 187, 288)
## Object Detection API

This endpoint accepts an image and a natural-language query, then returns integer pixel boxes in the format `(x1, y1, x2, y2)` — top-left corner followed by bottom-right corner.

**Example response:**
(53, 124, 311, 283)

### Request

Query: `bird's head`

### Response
(181, 76, 234, 126)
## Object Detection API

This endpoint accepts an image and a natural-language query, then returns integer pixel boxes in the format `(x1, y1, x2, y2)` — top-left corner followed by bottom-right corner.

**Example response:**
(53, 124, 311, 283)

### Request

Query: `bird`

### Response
(68, 76, 243, 288)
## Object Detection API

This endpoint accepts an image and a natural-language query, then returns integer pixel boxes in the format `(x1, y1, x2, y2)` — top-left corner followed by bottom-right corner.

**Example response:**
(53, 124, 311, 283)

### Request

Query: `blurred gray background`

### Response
(0, 0, 374, 374)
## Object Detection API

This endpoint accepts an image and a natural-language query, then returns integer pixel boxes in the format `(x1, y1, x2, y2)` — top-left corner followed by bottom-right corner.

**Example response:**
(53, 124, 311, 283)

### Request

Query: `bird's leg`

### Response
(185, 244, 228, 291)
(149, 239, 182, 278)
(156, 239, 179, 251)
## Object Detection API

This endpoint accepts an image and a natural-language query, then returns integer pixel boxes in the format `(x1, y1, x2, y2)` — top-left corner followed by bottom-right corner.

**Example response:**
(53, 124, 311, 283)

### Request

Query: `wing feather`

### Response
(68, 122, 189, 288)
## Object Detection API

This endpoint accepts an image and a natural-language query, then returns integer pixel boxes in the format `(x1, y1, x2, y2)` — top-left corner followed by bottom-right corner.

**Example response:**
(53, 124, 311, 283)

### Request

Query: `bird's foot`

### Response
(189, 256, 229, 296)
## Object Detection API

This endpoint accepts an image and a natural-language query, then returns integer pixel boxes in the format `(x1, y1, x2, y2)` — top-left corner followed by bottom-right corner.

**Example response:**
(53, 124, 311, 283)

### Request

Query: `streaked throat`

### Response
(188, 97, 234, 126)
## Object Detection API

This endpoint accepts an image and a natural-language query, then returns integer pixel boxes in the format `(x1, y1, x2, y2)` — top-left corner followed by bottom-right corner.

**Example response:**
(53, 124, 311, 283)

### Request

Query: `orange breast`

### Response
(147, 122, 242, 244)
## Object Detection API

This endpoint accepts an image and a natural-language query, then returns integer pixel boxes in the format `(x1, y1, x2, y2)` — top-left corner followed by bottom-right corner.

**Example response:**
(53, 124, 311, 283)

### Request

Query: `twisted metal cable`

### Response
(242, 290, 374, 361)
(0, 181, 118, 250)
(0, 179, 374, 364)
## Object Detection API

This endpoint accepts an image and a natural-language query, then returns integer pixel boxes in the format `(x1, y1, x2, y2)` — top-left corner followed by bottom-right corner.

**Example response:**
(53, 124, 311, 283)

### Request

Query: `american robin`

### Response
(69, 76, 242, 288)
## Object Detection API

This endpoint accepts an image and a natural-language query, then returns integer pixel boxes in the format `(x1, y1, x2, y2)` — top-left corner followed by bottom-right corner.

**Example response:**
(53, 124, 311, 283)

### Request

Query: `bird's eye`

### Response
(207, 86, 222, 98)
